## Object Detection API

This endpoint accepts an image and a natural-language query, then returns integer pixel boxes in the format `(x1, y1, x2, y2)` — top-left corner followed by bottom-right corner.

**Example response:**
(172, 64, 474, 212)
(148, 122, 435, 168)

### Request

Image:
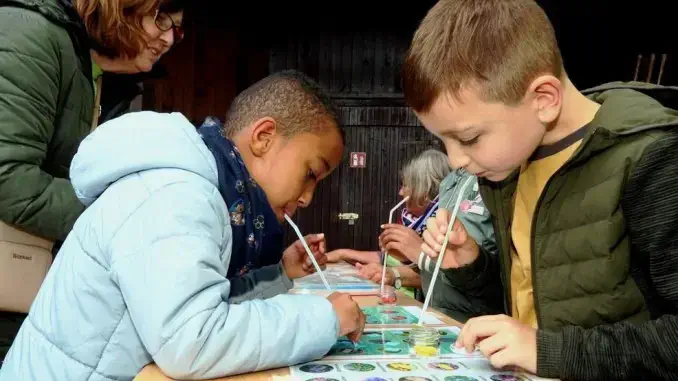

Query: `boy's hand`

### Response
(379, 224, 423, 263)
(421, 209, 480, 269)
(282, 233, 327, 279)
(456, 315, 537, 374)
(355, 263, 393, 285)
(327, 292, 365, 342)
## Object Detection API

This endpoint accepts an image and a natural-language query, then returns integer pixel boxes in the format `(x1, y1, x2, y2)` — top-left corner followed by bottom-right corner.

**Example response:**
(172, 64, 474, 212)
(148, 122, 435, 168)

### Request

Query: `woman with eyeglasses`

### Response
(0, 0, 185, 367)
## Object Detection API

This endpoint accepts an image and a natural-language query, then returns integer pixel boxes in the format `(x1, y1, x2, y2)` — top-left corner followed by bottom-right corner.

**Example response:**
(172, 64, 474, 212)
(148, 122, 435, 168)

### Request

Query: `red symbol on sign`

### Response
(350, 152, 366, 168)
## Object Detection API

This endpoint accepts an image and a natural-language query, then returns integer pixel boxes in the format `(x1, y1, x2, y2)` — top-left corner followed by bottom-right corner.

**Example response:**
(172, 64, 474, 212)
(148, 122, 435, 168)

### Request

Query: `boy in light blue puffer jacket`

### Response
(0, 70, 364, 380)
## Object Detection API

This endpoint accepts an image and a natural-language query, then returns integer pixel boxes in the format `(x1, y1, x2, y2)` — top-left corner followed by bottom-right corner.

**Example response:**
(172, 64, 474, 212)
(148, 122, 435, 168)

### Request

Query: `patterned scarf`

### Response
(400, 196, 440, 236)
(198, 117, 284, 277)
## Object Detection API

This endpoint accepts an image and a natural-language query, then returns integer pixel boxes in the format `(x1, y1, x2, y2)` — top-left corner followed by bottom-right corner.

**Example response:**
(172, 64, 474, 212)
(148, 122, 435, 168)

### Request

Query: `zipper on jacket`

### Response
(493, 188, 512, 314)
(498, 219, 512, 314)
(478, 182, 509, 314)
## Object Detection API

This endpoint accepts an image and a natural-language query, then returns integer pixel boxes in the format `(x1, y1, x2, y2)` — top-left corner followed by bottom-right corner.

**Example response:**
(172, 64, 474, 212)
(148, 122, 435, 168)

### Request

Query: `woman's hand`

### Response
(379, 224, 424, 263)
(326, 249, 382, 265)
(355, 263, 394, 285)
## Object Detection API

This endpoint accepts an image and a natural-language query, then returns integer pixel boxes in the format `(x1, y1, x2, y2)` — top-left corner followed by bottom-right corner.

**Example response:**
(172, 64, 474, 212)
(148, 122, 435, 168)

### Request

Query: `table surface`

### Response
(134, 291, 459, 381)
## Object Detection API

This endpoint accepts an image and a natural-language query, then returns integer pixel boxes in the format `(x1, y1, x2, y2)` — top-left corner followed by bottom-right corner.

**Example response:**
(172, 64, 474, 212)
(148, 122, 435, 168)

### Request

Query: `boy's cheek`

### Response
(255, 180, 281, 209)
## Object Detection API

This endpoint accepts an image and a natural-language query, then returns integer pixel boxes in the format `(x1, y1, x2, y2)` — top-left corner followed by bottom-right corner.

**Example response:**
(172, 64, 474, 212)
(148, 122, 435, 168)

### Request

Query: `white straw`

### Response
(284, 214, 331, 291)
(417, 176, 475, 324)
(381, 196, 410, 294)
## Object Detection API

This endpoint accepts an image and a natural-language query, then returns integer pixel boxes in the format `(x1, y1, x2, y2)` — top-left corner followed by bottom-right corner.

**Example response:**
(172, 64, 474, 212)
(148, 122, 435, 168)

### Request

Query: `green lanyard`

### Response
(92, 62, 103, 97)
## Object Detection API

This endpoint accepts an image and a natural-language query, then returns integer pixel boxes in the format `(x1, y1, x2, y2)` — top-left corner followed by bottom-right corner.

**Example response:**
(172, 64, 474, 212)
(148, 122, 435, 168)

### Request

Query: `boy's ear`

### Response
(249, 117, 279, 157)
(528, 75, 563, 124)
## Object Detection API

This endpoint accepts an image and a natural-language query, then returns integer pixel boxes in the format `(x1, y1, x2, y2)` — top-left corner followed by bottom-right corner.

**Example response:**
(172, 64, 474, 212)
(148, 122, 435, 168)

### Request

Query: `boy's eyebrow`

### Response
(443, 126, 476, 137)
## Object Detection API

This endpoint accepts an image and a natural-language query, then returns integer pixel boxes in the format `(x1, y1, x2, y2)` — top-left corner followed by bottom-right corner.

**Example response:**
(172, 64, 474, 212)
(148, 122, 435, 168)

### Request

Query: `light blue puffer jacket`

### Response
(0, 111, 338, 380)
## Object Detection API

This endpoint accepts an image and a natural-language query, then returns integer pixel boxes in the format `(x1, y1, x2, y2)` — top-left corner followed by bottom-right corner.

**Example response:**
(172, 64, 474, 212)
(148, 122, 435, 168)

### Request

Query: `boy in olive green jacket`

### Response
(405, 0, 678, 380)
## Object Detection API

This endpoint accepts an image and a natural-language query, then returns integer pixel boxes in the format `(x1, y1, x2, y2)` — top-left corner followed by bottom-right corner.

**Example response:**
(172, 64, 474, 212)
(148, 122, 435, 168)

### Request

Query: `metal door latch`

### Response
(338, 213, 359, 225)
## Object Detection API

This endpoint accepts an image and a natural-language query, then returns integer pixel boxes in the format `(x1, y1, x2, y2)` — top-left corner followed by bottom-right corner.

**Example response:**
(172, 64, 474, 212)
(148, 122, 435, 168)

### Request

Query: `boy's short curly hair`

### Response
(224, 70, 343, 142)
(402, 0, 564, 112)
(76, 0, 186, 59)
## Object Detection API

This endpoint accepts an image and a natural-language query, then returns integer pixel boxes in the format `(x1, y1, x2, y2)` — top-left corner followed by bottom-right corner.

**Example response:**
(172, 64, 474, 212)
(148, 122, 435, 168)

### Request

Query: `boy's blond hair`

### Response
(403, 0, 564, 112)
(401, 149, 450, 208)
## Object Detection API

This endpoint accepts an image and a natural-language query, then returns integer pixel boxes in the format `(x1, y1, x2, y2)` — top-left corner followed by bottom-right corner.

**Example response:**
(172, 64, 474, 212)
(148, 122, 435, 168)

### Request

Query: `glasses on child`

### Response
(154, 10, 185, 44)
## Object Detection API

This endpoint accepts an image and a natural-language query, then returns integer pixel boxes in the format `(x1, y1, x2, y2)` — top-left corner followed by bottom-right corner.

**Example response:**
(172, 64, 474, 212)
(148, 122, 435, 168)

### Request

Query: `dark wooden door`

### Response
(270, 32, 443, 252)
(140, 1, 676, 252)
(326, 100, 442, 251)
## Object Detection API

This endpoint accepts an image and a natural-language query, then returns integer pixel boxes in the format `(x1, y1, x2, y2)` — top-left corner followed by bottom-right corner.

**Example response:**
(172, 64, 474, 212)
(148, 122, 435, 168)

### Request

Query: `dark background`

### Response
(123, 0, 675, 251)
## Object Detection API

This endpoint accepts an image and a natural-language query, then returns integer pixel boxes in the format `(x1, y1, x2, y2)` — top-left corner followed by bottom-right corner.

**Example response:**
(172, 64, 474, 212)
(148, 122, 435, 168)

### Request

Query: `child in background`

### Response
(0, 70, 365, 380)
(405, 0, 678, 380)
(359, 165, 497, 323)
(417, 168, 499, 323)
(327, 149, 452, 299)
(330, 150, 498, 322)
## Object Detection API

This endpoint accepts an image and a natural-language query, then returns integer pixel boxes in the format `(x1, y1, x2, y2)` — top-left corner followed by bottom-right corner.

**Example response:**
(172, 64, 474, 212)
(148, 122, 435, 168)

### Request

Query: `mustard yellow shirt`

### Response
(510, 128, 587, 328)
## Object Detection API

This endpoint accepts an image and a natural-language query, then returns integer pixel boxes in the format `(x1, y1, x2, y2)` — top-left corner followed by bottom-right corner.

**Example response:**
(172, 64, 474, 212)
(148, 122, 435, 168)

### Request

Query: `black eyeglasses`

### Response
(154, 10, 184, 43)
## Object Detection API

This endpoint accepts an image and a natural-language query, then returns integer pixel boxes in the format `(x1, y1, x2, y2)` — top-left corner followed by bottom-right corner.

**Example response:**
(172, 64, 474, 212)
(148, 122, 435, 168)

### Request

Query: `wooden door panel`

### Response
(285, 117, 442, 252)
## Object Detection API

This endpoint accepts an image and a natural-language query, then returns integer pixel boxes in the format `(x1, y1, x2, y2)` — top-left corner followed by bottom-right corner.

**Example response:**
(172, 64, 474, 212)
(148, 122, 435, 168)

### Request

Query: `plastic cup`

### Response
(379, 285, 397, 305)
(409, 325, 440, 358)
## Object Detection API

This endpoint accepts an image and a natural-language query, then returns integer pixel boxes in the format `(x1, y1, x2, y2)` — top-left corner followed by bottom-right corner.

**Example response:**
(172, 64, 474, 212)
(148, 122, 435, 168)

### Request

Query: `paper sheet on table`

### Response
(290, 358, 558, 381)
(400, 306, 445, 325)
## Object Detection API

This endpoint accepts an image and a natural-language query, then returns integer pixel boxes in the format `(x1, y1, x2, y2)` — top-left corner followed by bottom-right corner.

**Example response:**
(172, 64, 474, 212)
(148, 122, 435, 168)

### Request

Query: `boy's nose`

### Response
(449, 156, 471, 170)
(297, 187, 315, 208)
(445, 142, 471, 170)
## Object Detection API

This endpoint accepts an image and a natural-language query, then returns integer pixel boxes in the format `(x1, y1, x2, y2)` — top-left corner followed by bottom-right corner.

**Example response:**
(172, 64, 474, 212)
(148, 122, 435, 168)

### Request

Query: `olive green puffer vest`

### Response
(479, 82, 678, 330)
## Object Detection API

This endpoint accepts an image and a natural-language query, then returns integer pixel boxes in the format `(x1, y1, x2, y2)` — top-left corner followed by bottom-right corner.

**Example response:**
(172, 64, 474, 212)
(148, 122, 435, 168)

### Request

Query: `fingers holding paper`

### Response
(346, 309, 366, 343)
(327, 292, 365, 342)
(456, 314, 537, 374)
